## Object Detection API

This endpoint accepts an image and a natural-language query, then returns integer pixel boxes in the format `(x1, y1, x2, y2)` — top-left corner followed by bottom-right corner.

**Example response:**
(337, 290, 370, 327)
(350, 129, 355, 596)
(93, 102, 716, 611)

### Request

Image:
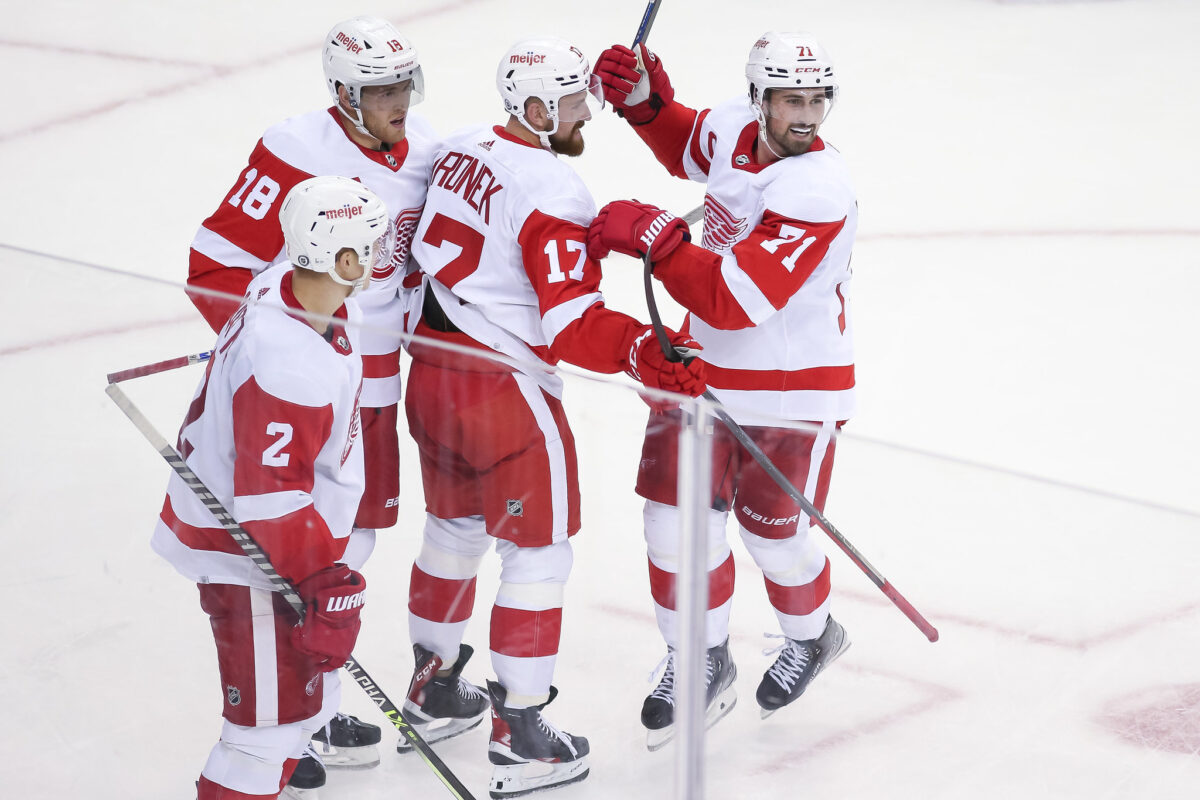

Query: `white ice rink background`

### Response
(2, 1, 1198, 798)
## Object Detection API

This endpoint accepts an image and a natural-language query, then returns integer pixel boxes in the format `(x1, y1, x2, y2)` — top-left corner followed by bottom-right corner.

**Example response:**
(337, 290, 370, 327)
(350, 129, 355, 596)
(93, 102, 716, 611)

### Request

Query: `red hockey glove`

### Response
(593, 43, 675, 125)
(290, 565, 366, 672)
(587, 200, 690, 262)
(625, 326, 707, 413)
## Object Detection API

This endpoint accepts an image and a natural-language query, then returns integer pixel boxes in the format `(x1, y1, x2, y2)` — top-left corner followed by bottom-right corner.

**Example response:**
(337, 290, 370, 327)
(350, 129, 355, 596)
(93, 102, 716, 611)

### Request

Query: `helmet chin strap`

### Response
(335, 90, 374, 139)
(752, 103, 787, 162)
(518, 110, 559, 151)
(330, 270, 368, 297)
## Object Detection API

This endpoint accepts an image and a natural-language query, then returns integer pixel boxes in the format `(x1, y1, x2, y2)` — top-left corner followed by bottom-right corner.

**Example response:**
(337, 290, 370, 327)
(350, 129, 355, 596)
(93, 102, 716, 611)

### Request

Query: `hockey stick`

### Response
(106, 350, 212, 384)
(641, 215, 940, 643)
(104, 381, 479, 800)
(632, 0, 663, 46)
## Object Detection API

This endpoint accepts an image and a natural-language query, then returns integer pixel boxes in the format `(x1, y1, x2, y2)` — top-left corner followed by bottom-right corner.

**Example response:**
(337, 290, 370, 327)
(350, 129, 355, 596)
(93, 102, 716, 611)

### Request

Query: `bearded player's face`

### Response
(761, 88, 829, 157)
(547, 89, 590, 157)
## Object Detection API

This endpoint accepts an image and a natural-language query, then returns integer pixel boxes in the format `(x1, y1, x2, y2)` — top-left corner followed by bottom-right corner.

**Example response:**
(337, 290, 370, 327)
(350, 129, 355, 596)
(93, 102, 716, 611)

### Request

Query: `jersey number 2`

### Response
(262, 422, 293, 467)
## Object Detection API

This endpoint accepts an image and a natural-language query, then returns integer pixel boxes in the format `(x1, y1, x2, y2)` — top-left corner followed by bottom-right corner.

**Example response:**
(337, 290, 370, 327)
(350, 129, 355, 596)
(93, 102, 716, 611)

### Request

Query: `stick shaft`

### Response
(106, 350, 212, 384)
(632, 0, 663, 46)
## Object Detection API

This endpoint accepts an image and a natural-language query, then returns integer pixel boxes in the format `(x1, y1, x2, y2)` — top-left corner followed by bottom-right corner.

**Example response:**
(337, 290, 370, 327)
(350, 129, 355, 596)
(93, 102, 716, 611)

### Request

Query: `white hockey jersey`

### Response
(410, 124, 642, 396)
(188, 107, 439, 407)
(152, 264, 365, 589)
(651, 98, 858, 424)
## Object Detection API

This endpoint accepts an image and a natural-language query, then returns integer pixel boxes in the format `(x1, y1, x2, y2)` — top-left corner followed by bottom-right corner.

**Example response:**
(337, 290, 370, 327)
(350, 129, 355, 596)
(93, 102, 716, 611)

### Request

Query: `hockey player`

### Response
(588, 32, 857, 749)
(184, 16, 439, 786)
(401, 36, 706, 797)
(152, 176, 391, 799)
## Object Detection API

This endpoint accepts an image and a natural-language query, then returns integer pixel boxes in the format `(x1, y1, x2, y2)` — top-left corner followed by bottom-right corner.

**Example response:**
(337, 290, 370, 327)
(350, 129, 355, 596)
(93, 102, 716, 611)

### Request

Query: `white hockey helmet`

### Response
(280, 176, 394, 295)
(746, 31, 838, 121)
(496, 37, 603, 145)
(323, 17, 425, 135)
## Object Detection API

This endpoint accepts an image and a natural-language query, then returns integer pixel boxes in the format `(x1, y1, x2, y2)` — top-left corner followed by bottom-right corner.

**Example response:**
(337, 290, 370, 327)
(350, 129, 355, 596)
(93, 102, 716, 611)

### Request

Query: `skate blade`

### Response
(489, 759, 590, 799)
(646, 726, 672, 752)
(395, 713, 486, 753)
(645, 687, 739, 751)
(281, 786, 319, 800)
(311, 742, 380, 769)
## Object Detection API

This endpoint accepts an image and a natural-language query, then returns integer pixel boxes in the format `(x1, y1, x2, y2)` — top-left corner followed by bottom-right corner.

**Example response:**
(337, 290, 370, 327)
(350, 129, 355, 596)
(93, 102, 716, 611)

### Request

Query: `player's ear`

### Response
(333, 248, 362, 283)
(336, 82, 354, 110)
(523, 97, 551, 130)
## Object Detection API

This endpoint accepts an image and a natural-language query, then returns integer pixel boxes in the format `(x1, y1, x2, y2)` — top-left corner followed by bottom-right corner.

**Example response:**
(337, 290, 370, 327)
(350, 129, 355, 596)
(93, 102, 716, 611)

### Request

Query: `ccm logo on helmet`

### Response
(510, 52, 547, 65)
(336, 32, 363, 55)
(323, 204, 364, 220)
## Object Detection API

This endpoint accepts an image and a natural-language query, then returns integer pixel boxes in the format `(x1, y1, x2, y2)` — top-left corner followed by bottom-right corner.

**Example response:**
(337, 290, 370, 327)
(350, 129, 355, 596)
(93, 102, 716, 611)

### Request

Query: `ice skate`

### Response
(486, 680, 590, 798)
(756, 616, 850, 718)
(310, 711, 381, 767)
(641, 638, 738, 751)
(281, 741, 325, 800)
(397, 643, 490, 753)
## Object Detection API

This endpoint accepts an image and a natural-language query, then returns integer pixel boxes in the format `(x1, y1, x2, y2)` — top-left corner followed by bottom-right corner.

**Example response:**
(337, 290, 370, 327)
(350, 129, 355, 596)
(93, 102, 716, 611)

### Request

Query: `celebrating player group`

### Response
(149, 8, 860, 800)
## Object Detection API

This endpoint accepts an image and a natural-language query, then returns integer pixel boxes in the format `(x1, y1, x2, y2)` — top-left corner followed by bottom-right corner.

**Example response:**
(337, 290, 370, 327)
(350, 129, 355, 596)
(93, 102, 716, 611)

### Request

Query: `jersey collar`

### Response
(493, 124, 541, 149)
(732, 121, 825, 172)
(281, 269, 353, 355)
(326, 106, 410, 171)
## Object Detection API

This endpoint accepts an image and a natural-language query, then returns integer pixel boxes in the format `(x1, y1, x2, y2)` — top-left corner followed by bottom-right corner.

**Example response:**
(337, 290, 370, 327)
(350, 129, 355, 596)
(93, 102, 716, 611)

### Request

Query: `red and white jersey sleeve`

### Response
(653, 98, 859, 424)
(153, 263, 366, 589)
(410, 125, 640, 397)
(188, 107, 439, 407)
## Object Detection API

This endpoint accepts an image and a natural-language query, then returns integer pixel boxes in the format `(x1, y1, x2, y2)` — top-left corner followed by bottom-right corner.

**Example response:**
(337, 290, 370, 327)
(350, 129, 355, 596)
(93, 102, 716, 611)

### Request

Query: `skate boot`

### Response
(398, 643, 489, 753)
(311, 711, 381, 767)
(487, 680, 590, 798)
(281, 741, 325, 800)
(756, 616, 850, 718)
(640, 638, 737, 751)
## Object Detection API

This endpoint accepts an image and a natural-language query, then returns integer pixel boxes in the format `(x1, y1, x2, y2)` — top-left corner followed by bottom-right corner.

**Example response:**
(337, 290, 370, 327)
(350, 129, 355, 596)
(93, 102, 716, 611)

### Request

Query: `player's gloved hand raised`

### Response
(290, 565, 366, 672)
(587, 200, 690, 262)
(593, 43, 674, 124)
(625, 326, 706, 413)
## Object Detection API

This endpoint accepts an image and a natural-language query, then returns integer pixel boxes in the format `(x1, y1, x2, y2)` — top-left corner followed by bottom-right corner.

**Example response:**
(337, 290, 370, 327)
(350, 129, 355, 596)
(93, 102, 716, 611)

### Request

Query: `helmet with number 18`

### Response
(323, 16, 425, 138)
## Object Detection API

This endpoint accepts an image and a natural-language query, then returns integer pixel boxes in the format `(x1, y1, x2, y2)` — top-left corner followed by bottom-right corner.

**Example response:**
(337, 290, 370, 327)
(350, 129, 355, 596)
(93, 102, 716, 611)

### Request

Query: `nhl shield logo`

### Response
(506, 499, 523, 517)
(226, 684, 241, 706)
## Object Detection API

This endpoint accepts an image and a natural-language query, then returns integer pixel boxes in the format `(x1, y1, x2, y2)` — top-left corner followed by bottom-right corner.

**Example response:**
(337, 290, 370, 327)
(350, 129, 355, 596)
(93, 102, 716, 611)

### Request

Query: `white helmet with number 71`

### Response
(496, 37, 604, 146)
(323, 16, 425, 136)
(280, 176, 394, 296)
(746, 32, 838, 122)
